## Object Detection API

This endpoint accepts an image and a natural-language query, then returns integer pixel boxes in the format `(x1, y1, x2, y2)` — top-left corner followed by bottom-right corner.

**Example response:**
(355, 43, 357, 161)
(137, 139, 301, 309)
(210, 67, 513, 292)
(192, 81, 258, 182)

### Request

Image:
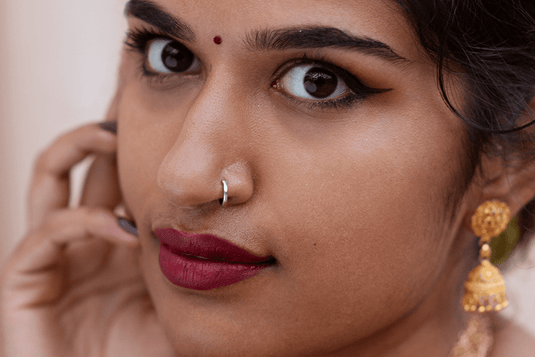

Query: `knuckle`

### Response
(29, 209, 78, 240)
(33, 135, 67, 175)
(37, 210, 66, 236)
(33, 147, 53, 175)
(79, 205, 99, 218)
(1, 229, 45, 272)
(78, 206, 108, 227)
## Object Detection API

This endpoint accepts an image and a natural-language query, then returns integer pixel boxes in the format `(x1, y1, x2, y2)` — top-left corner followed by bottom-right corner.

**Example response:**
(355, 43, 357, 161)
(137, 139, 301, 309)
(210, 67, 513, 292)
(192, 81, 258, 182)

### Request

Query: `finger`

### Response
(73, 153, 125, 271)
(80, 153, 121, 209)
(81, 71, 132, 212)
(77, 48, 130, 211)
(28, 123, 117, 230)
(80, 70, 124, 210)
(3, 207, 139, 304)
(71, 152, 132, 285)
(20, 207, 138, 269)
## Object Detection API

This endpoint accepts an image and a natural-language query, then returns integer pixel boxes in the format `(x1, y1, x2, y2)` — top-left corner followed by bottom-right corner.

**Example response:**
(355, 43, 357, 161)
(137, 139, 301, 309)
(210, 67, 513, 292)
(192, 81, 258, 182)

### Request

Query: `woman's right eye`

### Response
(146, 39, 201, 74)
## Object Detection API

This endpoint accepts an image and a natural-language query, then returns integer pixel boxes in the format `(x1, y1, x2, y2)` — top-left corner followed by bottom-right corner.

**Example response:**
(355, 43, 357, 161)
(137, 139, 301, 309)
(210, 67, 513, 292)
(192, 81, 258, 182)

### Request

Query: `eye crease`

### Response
(146, 38, 201, 74)
(275, 64, 350, 100)
(125, 29, 202, 76)
(271, 57, 391, 109)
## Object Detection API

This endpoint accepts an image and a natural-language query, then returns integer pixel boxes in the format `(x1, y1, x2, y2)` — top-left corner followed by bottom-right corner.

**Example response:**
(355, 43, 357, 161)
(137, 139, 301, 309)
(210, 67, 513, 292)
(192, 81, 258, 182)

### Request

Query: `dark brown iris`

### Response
(303, 67, 338, 98)
(161, 41, 194, 72)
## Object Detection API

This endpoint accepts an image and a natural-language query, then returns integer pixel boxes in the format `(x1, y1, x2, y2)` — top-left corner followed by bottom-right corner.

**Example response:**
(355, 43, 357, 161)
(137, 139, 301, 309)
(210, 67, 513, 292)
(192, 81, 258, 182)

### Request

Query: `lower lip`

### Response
(158, 244, 273, 290)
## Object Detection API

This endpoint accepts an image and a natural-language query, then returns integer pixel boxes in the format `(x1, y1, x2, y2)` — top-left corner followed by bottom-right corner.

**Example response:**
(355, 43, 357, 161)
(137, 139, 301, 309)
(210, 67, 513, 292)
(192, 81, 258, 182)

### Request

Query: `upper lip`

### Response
(153, 228, 275, 264)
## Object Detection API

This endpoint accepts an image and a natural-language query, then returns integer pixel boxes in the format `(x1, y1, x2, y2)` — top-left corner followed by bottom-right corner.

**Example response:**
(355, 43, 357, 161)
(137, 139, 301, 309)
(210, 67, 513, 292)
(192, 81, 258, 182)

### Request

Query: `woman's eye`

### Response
(277, 64, 350, 100)
(146, 39, 201, 74)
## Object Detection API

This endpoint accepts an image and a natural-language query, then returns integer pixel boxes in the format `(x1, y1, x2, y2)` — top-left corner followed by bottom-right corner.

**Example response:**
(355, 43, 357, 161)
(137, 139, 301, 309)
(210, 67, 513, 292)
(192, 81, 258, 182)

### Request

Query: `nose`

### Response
(156, 77, 254, 209)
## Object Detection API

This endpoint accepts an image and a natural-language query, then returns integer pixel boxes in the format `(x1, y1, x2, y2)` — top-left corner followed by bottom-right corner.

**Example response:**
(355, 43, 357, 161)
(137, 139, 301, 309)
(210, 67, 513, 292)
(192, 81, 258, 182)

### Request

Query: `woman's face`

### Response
(117, 0, 473, 355)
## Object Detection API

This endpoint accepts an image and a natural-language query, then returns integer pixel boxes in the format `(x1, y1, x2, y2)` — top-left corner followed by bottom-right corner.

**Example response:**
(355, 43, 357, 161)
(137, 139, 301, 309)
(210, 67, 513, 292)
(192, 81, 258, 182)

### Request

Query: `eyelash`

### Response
(125, 27, 178, 83)
(273, 55, 389, 110)
(124, 28, 390, 109)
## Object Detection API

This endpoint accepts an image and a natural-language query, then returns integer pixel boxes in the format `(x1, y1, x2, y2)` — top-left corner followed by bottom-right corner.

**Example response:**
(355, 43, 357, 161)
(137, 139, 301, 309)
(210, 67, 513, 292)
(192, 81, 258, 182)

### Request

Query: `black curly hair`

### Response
(393, 0, 535, 265)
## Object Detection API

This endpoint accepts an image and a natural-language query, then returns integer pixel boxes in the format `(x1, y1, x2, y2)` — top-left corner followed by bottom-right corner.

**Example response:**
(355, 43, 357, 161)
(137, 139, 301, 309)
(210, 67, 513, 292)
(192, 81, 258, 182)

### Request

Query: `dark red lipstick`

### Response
(154, 228, 275, 290)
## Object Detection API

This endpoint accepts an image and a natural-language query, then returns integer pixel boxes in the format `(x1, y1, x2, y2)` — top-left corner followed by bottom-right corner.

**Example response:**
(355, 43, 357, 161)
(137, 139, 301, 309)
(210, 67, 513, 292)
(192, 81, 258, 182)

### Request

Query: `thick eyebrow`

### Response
(124, 0, 195, 42)
(124, 0, 407, 64)
(245, 27, 408, 63)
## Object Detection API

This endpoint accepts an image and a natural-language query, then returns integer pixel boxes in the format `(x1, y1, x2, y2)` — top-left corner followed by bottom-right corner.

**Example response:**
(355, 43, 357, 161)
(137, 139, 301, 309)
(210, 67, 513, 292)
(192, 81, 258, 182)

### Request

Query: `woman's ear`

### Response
(461, 127, 535, 235)
(480, 156, 535, 214)
(489, 99, 535, 219)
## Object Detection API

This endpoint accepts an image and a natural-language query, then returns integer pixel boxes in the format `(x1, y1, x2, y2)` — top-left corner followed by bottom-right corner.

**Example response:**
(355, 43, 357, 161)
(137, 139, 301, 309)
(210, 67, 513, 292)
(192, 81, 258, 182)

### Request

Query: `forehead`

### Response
(132, 0, 422, 61)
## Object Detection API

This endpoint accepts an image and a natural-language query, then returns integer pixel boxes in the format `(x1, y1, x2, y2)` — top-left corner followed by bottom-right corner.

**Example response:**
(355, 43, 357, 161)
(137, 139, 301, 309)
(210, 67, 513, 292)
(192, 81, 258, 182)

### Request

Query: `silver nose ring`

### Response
(221, 180, 228, 207)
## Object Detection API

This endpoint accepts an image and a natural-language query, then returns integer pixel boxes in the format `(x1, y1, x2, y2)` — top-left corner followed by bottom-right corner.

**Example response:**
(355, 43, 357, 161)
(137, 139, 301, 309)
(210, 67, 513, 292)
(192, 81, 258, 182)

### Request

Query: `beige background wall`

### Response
(1, 0, 534, 337)
(0, 0, 125, 255)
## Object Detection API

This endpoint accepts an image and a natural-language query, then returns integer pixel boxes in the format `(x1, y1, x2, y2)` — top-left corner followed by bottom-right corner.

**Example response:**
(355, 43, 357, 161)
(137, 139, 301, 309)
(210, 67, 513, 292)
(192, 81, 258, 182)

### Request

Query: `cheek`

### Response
(255, 113, 457, 338)
(115, 68, 462, 354)
(116, 83, 194, 217)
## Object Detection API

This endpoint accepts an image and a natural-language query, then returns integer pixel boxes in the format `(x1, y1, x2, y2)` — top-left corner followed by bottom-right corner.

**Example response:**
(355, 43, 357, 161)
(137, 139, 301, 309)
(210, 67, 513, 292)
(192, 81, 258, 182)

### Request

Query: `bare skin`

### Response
(1, 0, 535, 356)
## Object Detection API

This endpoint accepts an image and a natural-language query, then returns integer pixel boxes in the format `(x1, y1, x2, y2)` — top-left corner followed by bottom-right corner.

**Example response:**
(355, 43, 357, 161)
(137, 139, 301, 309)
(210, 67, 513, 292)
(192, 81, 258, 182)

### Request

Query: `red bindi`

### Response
(213, 36, 222, 45)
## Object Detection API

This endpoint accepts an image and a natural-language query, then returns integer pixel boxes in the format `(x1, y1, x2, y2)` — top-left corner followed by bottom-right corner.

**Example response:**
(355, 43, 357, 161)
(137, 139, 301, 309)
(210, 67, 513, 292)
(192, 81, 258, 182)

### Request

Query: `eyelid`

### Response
(272, 57, 361, 96)
(125, 27, 202, 81)
(125, 26, 177, 52)
(125, 25, 201, 60)
(126, 28, 390, 108)
(274, 55, 341, 76)
(270, 56, 392, 110)
(273, 58, 360, 93)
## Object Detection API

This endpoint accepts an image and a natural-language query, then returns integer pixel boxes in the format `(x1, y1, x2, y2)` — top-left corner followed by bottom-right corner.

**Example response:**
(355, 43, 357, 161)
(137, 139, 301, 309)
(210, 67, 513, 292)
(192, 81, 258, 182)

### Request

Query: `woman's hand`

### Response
(0, 123, 177, 357)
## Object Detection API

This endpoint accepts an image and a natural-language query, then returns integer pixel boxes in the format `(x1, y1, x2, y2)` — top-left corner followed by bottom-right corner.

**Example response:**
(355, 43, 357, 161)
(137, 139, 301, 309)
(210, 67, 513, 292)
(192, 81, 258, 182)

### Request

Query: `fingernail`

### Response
(98, 121, 117, 135)
(117, 217, 138, 237)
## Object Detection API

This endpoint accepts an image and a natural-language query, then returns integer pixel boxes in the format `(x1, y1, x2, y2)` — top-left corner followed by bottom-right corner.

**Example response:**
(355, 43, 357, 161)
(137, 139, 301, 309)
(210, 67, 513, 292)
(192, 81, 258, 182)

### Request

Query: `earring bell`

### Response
(462, 200, 510, 313)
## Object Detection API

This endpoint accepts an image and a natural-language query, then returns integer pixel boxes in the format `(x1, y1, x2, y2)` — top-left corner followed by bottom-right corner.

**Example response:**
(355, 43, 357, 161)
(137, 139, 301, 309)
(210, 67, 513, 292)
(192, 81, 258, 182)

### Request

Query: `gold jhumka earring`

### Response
(462, 200, 510, 313)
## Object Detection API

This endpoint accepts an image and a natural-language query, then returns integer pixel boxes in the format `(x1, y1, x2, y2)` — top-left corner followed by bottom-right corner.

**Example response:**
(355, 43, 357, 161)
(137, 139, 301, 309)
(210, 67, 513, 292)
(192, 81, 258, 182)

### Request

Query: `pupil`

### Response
(303, 67, 338, 98)
(161, 42, 194, 72)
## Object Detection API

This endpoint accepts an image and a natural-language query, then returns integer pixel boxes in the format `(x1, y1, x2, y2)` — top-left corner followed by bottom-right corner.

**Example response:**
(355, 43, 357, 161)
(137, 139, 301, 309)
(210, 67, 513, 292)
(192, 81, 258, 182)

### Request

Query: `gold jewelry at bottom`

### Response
(462, 200, 510, 313)
(462, 259, 507, 312)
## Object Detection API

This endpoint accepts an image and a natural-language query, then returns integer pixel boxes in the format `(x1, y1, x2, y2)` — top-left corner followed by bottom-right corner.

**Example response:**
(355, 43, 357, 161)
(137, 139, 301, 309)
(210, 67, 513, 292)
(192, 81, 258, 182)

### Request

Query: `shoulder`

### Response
(489, 314, 535, 357)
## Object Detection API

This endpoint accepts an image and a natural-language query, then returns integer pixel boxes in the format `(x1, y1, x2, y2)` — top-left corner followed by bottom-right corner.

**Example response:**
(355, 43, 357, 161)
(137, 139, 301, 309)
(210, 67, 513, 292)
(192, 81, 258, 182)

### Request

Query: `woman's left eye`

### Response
(146, 38, 201, 74)
(276, 64, 350, 101)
